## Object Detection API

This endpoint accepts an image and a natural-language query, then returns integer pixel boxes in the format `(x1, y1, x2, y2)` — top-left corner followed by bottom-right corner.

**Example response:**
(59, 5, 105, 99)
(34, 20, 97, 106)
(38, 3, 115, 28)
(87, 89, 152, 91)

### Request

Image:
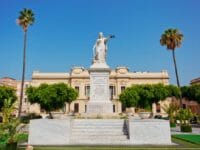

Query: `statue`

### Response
(93, 32, 114, 63)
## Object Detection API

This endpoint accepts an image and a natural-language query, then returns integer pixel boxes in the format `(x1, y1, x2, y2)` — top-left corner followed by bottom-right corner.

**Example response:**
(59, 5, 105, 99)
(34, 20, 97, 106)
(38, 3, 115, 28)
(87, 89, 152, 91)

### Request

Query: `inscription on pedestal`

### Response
(87, 68, 113, 114)
(90, 73, 109, 102)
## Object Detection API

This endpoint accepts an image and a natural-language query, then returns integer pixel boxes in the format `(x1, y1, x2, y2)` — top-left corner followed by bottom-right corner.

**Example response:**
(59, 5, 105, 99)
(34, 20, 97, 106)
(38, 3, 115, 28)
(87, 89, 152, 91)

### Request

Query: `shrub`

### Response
(170, 122, 176, 127)
(181, 124, 192, 132)
(20, 113, 42, 124)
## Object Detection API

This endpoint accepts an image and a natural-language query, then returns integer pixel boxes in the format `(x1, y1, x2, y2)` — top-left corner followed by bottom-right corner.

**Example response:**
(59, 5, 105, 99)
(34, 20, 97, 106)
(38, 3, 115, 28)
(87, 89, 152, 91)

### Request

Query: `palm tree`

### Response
(17, 8, 35, 117)
(160, 28, 183, 107)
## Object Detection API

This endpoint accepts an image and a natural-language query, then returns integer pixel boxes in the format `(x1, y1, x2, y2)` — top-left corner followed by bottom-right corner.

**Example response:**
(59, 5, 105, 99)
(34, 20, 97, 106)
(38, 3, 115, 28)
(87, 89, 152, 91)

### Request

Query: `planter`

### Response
(138, 112, 151, 119)
(6, 142, 17, 150)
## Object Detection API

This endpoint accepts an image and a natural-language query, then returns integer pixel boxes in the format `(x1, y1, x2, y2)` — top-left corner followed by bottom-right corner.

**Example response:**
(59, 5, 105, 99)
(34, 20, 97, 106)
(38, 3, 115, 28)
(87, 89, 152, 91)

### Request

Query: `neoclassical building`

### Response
(18, 66, 168, 114)
(1, 67, 169, 115)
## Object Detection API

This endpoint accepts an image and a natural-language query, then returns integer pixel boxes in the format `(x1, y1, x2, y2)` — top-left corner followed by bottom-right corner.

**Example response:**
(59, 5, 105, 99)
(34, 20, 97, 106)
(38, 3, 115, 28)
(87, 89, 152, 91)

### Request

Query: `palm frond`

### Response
(17, 8, 35, 31)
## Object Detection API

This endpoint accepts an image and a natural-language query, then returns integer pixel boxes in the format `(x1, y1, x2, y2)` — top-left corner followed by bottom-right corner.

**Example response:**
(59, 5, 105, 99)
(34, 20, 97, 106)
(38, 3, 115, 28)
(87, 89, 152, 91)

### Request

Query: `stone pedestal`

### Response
(87, 63, 113, 114)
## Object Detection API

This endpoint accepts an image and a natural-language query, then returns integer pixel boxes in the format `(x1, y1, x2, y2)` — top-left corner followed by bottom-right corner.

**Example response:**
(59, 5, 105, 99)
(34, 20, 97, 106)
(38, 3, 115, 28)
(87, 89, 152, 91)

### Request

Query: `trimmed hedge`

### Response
(20, 113, 42, 124)
(181, 124, 192, 132)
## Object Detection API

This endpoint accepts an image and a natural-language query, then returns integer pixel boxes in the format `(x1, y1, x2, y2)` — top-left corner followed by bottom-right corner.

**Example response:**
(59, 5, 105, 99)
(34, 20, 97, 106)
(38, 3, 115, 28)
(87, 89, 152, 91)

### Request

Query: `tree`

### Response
(0, 86, 17, 111)
(119, 84, 169, 111)
(136, 85, 154, 110)
(17, 8, 35, 117)
(26, 83, 78, 118)
(0, 98, 25, 148)
(160, 28, 183, 107)
(181, 85, 200, 103)
(1, 98, 16, 123)
(119, 86, 140, 108)
(151, 84, 169, 104)
(190, 85, 200, 103)
(166, 84, 181, 98)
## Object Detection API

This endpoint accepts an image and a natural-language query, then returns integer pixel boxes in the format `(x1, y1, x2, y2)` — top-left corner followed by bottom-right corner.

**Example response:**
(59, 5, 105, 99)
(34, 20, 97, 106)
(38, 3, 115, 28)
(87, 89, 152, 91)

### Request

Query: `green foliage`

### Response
(180, 124, 192, 132)
(119, 87, 139, 108)
(17, 8, 35, 31)
(176, 108, 193, 125)
(160, 28, 183, 50)
(20, 113, 42, 124)
(0, 99, 25, 145)
(162, 102, 179, 124)
(15, 133, 28, 142)
(136, 85, 154, 109)
(151, 84, 169, 103)
(0, 86, 17, 111)
(181, 85, 200, 103)
(26, 83, 78, 113)
(119, 84, 170, 110)
(166, 84, 181, 98)
(1, 98, 16, 123)
(170, 122, 176, 127)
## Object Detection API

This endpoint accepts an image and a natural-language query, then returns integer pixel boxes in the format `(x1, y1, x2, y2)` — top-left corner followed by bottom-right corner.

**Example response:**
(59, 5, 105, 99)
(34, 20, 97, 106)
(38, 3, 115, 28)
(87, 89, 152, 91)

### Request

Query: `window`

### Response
(113, 105, 115, 113)
(121, 86, 126, 93)
(85, 86, 90, 97)
(75, 86, 79, 94)
(109, 86, 116, 99)
(74, 103, 79, 113)
(85, 105, 87, 113)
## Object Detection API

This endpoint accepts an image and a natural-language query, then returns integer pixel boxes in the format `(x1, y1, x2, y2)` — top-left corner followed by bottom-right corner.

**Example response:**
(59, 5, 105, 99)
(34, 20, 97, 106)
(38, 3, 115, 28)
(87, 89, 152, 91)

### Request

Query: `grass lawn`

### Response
(17, 137, 200, 150)
(172, 134, 200, 145)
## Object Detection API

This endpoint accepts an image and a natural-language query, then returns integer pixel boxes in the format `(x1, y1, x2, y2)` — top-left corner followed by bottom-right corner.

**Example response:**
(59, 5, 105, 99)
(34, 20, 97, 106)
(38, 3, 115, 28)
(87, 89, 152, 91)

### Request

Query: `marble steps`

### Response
(72, 119, 124, 122)
(72, 126, 125, 130)
(71, 135, 128, 140)
(70, 138, 130, 145)
(70, 119, 129, 144)
(71, 131, 127, 135)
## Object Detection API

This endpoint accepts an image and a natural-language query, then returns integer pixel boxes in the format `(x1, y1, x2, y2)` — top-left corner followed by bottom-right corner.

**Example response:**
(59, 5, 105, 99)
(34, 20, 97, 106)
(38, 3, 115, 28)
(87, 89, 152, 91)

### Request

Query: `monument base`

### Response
(128, 118, 172, 145)
(87, 102, 113, 114)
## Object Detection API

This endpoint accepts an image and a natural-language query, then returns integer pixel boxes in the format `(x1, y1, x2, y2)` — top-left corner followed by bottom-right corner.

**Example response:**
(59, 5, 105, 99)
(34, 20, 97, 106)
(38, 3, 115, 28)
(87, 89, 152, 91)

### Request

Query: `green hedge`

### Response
(20, 113, 42, 124)
(181, 124, 192, 132)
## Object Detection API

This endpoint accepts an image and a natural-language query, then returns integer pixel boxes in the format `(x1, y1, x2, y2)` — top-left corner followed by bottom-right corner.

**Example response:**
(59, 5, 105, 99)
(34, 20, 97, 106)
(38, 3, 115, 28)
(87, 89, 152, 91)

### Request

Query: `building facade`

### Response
(1, 67, 170, 115)
(25, 66, 169, 114)
(191, 77, 200, 85)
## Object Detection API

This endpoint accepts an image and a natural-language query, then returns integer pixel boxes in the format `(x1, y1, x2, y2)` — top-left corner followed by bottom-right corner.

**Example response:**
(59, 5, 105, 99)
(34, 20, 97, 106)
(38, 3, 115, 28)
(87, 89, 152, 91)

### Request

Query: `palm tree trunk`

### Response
(172, 50, 182, 108)
(18, 30, 27, 118)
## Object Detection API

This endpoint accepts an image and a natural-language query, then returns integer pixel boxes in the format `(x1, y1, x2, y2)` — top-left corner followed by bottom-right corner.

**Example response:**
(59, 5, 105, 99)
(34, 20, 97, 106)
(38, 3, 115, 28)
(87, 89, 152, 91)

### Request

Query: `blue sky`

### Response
(0, 0, 200, 85)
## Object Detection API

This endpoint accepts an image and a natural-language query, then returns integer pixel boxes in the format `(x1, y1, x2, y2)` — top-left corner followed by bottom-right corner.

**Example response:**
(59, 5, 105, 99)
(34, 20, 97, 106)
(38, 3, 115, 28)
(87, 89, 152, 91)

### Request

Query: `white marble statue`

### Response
(93, 32, 114, 63)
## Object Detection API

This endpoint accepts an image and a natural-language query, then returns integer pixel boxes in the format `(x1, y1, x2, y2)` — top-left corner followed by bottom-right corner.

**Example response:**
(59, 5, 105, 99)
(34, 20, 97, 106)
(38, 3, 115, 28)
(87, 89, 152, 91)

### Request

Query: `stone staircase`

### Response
(70, 119, 129, 145)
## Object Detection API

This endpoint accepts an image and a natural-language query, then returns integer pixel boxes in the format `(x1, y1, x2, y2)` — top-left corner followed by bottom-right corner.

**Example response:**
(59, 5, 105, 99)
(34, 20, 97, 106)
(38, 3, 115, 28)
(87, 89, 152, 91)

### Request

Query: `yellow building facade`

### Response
(20, 66, 169, 115)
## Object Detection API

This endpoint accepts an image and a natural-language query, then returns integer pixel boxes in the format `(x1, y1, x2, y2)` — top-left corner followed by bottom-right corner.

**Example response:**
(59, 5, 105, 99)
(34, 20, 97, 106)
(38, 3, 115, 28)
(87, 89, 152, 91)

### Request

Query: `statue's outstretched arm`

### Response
(105, 35, 115, 42)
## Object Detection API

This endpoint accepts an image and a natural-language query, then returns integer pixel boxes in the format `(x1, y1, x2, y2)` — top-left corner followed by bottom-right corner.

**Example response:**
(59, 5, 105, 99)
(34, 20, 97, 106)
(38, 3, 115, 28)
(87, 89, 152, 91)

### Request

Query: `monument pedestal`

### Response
(87, 63, 113, 114)
(87, 102, 113, 114)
